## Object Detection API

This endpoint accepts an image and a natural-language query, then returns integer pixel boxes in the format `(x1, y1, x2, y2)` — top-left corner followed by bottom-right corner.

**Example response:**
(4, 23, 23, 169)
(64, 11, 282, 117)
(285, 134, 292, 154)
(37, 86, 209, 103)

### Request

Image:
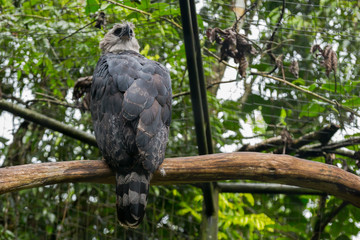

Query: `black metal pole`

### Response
(179, 0, 208, 156)
(218, 183, 325, 195)
(179, 1, 218, 239)
(188, 0, 214, 154)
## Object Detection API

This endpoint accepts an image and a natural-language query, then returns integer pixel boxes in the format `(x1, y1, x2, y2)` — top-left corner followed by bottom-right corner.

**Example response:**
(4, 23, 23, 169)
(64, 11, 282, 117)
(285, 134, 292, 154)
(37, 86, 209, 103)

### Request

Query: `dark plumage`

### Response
(90, 23, 171, 228)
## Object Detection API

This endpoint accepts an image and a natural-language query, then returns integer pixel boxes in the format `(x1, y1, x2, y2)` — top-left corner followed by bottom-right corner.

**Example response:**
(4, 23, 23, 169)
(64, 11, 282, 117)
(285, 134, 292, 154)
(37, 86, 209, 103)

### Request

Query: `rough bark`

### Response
(1, 152, 360, 208)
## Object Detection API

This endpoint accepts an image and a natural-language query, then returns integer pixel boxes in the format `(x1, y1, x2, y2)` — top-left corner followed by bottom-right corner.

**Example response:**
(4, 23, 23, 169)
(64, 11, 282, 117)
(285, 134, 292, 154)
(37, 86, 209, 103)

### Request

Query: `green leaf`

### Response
(335, 235, 351, 240)
(280, 108, 287, 126)
(85, 0, 99, 15)
(17, 69, 22, 80)
(46, 225, 53, 234)
(23, 63, 30, 74)
(343, 97, 360, 107)
(0, 136, 9, 144)
(292, 78, 305, 85)
(243, 193, 255, 207)
(299, 103, 325, 118)
(308, 83, 317, 92)
(99, 2, 111, 11)
(136, 0, 150, 11)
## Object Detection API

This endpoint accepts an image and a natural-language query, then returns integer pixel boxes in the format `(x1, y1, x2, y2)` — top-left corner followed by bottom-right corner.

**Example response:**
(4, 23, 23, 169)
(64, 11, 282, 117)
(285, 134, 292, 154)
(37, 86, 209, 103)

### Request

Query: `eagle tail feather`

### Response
(115, 172, 150, 228)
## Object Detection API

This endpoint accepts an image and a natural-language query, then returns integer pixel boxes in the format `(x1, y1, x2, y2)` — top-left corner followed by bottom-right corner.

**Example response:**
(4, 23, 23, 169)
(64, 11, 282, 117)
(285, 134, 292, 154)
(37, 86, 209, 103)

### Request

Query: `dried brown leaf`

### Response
(73, 76, 93, 110)
(322, 45, 337, 76)
(236, 34, 258, 55)
(281, 128, 292, 144)
(290, 60, 299, 79)
(310, 44, 322, 54)
(206, 28, 216, 43)
(238, 56, 248, 77)
(95, 12, 106, 29)
(206, 27, 224, 44)
(207, 27, 258, 75)
(275, 55, 283, 69)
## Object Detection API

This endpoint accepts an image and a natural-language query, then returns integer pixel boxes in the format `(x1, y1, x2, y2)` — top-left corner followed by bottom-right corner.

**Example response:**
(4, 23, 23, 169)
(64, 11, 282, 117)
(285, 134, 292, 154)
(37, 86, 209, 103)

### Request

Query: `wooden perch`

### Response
(1, 152, 360, 208)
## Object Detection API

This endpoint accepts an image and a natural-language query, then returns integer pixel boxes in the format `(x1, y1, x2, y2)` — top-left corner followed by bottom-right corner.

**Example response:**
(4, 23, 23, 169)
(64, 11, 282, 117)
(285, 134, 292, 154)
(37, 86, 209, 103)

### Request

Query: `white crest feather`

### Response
(100, 22, 140, 54)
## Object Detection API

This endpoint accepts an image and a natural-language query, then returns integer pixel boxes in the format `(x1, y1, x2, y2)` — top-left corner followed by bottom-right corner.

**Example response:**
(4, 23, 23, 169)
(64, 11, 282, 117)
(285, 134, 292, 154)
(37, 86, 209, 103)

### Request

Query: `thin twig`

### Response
(310, 201, 349, 240)
(203, 47, 237, 69)
(25, 98, 79, 109)
(104, 0, 151, 16)
(104, 0, 181, 30)
(266, 0, 286, 73)
(160, 16, 183, 30)
(58, 20, 97, 43)
(240, 34, 263, 52)
(261, 39, 294, 56)
(172, 91, 190, 99)
(1, 94, 26, 105)
(312, 195, 327, 240)
(252, 72, 360, 118)
(206, 79, 239, 88)
(173, 79, 239, 98)
(35, 92, 61, 101)
(13, 14, 51, 20)
(232, 2, 258, 31)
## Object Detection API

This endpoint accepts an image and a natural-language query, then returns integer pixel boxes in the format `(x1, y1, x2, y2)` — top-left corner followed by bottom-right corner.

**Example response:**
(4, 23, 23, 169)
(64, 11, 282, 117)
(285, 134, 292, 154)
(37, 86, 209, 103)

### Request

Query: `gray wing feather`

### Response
(90, 51, 171, 173)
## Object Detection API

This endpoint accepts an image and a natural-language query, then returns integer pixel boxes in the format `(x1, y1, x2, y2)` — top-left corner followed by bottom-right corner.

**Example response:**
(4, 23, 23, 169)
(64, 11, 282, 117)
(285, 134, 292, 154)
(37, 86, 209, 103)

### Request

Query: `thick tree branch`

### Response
(273, 124, 340, 154)
(331, 149, 359, 160)
(297, 137, 360, 158)
(239, 136, 283, 152)
(1, 152, 360, 208)
(0, 100, 97, 147)
(292, 124, 339, 148)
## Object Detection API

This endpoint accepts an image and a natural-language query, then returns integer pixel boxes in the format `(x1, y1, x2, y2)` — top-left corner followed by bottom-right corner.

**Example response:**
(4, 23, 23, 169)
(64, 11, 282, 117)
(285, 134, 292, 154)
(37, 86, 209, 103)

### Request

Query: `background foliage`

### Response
(1, 0, 360, 239)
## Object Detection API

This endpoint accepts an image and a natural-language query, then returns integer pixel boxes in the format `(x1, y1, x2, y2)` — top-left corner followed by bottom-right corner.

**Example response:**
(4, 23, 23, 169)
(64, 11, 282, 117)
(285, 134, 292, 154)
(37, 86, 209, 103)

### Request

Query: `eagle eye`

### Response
(113, 28, 123, 36)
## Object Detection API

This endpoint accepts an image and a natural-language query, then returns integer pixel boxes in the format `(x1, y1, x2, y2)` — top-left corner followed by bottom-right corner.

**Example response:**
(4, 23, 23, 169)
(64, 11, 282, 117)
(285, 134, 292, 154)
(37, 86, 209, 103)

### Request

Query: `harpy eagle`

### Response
(90, 22, 172, 228)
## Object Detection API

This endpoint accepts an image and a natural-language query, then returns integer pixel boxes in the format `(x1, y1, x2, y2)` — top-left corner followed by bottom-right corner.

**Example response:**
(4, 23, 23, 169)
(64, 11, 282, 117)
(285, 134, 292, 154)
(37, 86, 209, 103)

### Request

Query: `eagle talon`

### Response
(159, 167, 166, 176)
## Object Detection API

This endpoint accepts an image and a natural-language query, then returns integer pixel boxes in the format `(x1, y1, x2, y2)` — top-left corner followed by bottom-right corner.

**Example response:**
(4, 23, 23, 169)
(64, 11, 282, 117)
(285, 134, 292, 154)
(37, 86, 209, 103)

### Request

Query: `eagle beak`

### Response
(125, 25, 132, 39)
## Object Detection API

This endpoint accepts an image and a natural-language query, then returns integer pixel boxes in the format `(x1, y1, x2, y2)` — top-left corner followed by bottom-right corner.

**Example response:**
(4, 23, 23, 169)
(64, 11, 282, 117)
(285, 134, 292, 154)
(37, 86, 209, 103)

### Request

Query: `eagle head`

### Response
(100, 22, 140, 54)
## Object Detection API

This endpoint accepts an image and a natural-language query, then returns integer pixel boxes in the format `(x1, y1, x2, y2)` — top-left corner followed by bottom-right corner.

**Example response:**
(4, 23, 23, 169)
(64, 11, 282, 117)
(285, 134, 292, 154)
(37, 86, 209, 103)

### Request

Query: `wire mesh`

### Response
(1, 0, 360, 239)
